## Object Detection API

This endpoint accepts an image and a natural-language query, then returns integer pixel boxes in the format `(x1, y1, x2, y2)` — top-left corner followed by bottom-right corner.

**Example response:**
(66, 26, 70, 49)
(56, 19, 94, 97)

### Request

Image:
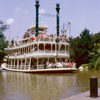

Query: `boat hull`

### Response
(1, 63, 78, 73)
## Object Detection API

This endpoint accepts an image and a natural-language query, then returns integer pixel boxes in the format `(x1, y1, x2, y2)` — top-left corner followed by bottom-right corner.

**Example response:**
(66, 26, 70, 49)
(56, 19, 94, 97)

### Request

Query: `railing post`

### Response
(90, 77, 98, 97)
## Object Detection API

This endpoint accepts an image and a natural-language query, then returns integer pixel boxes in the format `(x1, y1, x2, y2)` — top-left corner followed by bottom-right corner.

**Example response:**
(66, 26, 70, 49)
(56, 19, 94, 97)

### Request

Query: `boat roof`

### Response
(29, 25, 48, 30)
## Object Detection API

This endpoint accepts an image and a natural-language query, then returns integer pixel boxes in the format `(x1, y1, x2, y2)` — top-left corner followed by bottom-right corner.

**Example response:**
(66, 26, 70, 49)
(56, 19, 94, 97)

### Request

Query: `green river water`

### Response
(0, 70, 100, 100)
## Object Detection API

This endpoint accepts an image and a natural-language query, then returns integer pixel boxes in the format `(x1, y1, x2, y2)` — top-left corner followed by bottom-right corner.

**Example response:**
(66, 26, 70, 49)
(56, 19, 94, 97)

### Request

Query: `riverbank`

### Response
(62, 88, 100, 100)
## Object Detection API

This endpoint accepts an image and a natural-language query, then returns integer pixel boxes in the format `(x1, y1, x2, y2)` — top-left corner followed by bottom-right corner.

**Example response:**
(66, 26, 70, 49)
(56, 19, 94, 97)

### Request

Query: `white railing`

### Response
(6, 37, 68, 49)
(7, 65, 75, 70)
(8, 50, 69, 59)
(9, 50, 69, 56)
(7, 65, 30, 70)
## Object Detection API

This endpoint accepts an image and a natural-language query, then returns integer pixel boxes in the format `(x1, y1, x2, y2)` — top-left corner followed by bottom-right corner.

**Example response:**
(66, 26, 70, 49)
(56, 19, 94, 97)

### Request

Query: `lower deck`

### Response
(3, 57, 77, 73)
(7, 58, 68, 70)
(2, 65, 78, 73)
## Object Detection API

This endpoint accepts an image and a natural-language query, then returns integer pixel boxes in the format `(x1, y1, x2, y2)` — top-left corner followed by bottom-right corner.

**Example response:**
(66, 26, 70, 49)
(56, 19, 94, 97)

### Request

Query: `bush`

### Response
(88, 62, 95, 69)
(80, 64, 88, 68)
(94, 56, 100, 69)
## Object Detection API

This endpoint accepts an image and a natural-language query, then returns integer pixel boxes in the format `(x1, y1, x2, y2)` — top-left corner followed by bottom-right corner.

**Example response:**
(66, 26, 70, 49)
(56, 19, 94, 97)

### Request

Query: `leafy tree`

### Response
(0, 21, 8, 65)
(88, 32, 100, 69)
(11, 39, 14, 46)
(69, 29, 93, 67)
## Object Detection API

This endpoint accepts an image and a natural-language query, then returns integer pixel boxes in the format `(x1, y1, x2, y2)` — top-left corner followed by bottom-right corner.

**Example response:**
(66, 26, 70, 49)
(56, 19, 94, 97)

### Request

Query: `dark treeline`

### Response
(69, 28, 100, 69)
(0, 21, 8, 66)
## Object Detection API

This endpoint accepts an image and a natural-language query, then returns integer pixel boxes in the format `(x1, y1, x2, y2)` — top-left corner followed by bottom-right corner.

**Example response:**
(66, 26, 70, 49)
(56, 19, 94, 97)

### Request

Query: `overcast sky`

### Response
(0, 0, 100, 41)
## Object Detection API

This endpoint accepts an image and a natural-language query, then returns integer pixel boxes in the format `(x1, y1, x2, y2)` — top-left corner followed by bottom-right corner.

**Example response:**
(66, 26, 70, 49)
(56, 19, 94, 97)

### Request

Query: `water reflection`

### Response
(0, 70, 100, 100)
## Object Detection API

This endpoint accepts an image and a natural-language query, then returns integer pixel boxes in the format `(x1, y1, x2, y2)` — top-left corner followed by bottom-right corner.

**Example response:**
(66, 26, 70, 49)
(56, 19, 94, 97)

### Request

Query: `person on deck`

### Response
(66, 60, 72, 68)
(72, 61, 76, 68)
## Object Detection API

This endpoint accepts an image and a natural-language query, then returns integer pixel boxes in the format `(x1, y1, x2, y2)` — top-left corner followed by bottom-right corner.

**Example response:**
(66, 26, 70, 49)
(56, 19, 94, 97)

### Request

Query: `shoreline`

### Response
(62, 88, 100, 100)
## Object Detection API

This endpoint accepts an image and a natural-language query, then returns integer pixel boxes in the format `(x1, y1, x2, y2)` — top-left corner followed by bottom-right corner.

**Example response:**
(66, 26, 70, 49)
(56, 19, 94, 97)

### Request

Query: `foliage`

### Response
(87, 32, 100, 69)
(69, 28, 100, 69)
(94, 56, 100, 69)
(11, 39, 14, 46)
(80, 64, 88, 68)
(0, 21, 8, 65)
(69, 29, 93, 67)
(87, 62, 94, 69)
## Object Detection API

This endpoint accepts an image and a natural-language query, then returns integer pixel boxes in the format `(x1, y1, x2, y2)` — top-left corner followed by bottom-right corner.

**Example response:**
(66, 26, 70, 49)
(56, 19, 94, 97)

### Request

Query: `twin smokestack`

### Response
(35, 0, 60, 36)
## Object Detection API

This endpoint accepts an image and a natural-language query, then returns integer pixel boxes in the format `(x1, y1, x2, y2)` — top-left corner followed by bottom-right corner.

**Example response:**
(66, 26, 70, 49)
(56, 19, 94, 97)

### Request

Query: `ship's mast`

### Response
(56, 4, 60, 36)
(56, 4, 60, 60)
(35, 0, 40, 36)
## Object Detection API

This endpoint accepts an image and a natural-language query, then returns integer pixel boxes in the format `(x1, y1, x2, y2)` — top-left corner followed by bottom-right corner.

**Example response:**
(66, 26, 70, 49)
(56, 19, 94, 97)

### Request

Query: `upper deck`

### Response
(5, 24, 68, 50)
(5, 35, 68, 50)
(4, 24, 69, 60)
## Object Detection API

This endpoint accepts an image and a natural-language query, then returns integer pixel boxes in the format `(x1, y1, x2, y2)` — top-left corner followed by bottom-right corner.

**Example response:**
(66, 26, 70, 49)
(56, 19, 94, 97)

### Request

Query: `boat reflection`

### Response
(1, 71, 78, 100)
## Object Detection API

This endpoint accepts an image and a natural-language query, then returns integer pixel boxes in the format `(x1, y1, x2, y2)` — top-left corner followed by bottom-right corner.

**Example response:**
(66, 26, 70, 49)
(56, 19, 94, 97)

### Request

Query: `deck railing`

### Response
(7, 65, 75, 70)
(7, 37, 68, 49)
(9, 50, 69, 57)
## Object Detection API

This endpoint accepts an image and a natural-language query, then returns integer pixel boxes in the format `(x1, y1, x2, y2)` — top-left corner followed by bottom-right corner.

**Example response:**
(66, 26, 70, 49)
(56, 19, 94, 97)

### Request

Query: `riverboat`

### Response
(1, 1, 77, 73)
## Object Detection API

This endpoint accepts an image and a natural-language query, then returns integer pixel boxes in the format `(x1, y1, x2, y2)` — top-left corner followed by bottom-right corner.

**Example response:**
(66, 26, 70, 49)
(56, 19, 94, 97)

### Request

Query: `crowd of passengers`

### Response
(9, 34, 67, 47)
(31, 34, 67, 41)
(45, 60, 76, 68)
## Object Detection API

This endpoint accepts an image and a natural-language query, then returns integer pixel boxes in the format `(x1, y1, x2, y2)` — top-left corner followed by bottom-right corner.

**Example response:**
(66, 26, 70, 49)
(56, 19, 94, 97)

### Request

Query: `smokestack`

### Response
(56, 4, 60, 36)
(35, 0, 40, 36)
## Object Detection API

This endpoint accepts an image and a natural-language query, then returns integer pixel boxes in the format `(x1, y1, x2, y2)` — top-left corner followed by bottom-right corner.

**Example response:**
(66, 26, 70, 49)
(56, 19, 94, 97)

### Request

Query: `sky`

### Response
(0, 0, 100, 41)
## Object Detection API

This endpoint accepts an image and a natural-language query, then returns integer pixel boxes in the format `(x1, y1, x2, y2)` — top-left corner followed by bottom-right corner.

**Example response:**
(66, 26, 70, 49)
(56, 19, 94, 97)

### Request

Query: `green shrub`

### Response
(88, 62, 94, 69)
(94, 56, 100, 69)
(80, 64, 88, 68)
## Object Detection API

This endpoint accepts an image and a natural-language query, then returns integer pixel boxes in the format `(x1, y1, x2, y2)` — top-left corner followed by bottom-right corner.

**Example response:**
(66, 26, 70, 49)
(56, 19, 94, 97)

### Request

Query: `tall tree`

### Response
(0, 21, 8, 65)
(69, 29, 93, 67)
(88, 32, 100, 69)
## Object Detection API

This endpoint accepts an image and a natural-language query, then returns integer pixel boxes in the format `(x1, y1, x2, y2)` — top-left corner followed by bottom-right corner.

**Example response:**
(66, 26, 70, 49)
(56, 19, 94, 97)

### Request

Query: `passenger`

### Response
(46, 61, 49, 68)
(48, 63, 52, 68)
(30, 48, 32, 52)
(72, 61, 76, 68)
(51, 62, 55, 68)
(55, 60, 63, 68)
(58, 62, 63, 68)
(60, 60, 65, 68)
(31, 37, 34, 41)
(64, 61, 68, 68)
(44, 64, 46, 69)
(54, 60, 58, 68)
(63, 61, 67, 68)
(54, 62, 56, 68)
(67, 60, 72, 68)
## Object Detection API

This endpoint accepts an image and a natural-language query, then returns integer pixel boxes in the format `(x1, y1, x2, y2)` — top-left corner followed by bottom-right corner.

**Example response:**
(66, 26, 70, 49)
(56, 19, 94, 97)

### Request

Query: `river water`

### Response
(0, 70, 100, 100)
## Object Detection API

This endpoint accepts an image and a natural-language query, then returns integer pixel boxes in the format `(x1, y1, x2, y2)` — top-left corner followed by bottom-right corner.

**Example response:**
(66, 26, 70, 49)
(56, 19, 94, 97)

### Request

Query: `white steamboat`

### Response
(2, 1, 77, 73)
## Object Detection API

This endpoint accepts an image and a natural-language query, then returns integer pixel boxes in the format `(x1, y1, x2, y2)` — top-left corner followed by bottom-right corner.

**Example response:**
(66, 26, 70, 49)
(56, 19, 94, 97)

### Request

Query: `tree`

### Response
(88, 32, 100, 69)
(11, 39, 14, 46)
(0, 21, 8, 65)
(69, 29, 93, 67)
